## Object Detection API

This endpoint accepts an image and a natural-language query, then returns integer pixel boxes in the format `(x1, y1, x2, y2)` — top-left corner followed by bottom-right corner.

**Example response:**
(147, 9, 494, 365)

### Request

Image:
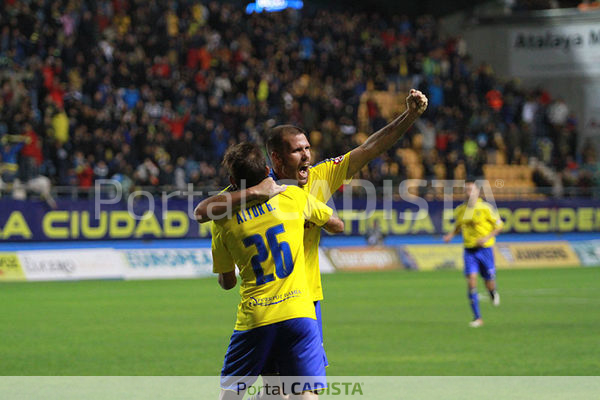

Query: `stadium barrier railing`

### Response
(0, 184, 598, 200)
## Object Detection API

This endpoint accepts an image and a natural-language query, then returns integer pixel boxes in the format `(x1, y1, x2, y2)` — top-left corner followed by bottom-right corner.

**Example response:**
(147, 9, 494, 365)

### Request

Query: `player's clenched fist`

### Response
(406, 89, 428, 115)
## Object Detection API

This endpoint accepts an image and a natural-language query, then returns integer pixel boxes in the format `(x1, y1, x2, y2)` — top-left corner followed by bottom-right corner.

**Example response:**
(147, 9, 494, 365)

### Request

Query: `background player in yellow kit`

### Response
(212, 142, 343, 400)
(444, 180, 504, 327)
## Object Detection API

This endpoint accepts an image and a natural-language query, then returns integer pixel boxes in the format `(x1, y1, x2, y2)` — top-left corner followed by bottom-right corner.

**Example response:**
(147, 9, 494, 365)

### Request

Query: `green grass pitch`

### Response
(1, 268, 599, 375)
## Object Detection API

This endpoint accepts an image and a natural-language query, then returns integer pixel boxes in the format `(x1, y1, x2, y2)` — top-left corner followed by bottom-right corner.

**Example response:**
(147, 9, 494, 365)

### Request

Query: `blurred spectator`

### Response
(578, 0, 600, 11)
(50, 107, 69, 145)
(19, 123, 43, 182)
(0, 135, 26, 183)
(548, 98, 569, 127)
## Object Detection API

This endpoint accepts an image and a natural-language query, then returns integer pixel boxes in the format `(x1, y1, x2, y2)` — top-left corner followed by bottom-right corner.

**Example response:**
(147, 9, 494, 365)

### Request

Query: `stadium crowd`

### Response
(0, 0, 597, 197)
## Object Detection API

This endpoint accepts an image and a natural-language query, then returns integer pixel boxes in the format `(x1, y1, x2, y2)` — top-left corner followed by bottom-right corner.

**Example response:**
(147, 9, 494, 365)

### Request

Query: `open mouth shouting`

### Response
(298, 164, 310, 183)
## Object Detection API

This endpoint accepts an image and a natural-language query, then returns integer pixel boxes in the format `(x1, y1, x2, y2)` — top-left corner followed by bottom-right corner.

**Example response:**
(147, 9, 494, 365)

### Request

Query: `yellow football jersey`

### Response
(302, 153, 351, 301)
(212, 186, 334, 331)
(454, 198, 503, 248)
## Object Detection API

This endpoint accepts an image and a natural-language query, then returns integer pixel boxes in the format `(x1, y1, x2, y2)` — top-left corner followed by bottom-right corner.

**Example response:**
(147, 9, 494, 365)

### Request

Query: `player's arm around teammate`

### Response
(195, 177, 286, 223)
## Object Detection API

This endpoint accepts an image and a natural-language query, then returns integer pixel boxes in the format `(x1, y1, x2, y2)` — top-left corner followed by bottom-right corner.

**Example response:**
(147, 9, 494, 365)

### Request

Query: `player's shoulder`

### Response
(455, 202, 467, 212)
(479, 199, 497, 212)
(210, 186, 234, 228)
(274, 185, 307, 205)
(310, 154, 348, 172)
(279, 185, 305, 197)
(218, 185, 233, 194)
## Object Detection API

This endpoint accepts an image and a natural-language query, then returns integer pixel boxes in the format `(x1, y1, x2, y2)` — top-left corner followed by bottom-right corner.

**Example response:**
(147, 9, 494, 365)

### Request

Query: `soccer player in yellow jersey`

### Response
(444, 181, 504, 328)
(213, 143, 344, 400)
(196, 89, 428, 374)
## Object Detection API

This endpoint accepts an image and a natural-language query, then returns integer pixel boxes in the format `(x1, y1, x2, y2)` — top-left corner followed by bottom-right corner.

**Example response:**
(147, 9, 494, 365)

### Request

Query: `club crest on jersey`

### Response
(332, 155, 344, 164)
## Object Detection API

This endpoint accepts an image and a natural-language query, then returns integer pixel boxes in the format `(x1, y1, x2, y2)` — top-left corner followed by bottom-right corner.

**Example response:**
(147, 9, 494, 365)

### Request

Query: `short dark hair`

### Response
(222, 142, 267, 187)
(465, 179, 480, 187)
(266, 124, 306, 156)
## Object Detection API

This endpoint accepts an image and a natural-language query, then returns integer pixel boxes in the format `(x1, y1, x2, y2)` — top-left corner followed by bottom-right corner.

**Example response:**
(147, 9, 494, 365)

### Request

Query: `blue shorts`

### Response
(262, 301, 329, 374)
(464, 247, 496, 280)
(221, 317, 326, 392)
(314, 300, 329, 368)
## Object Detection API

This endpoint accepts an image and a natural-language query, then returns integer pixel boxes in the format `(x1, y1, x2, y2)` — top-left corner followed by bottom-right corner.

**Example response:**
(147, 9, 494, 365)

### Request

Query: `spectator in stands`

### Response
(19, 123, 43, 182)
(578, 0, 600, 11)
(0, 135, 25, 184)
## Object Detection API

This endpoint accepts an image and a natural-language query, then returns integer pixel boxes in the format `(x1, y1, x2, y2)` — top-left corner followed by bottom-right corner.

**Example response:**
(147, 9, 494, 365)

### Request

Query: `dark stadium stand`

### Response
(0, 0, 597, 199)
